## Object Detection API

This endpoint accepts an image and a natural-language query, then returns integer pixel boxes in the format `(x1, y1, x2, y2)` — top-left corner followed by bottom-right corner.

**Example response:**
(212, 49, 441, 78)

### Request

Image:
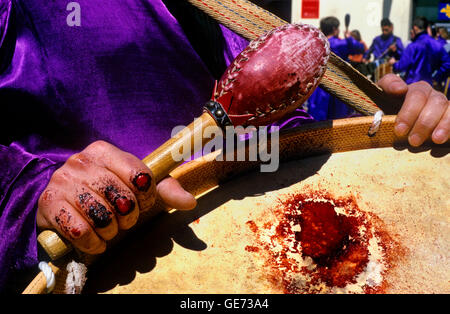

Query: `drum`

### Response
(24, 116, 449, 294)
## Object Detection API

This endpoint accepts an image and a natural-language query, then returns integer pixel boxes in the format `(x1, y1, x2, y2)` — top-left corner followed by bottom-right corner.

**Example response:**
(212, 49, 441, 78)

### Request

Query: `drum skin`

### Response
(82, 117, 449, 294)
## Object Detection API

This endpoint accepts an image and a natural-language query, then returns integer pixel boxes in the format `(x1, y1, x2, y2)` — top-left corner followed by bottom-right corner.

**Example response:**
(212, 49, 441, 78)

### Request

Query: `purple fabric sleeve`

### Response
(432, 45, 450, 83)
(363, 39, 375, 60)
(393, 33, 450, 84)
(220, 24, 249, 67)
(395, 37, 405, 59)
(345, 36, 364, 55)
(0, 143, 60, 288)
(393, 45, 413, 74)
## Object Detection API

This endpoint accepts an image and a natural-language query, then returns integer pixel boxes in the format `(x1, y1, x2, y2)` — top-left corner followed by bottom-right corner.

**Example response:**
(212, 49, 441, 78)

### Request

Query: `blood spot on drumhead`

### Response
(246, 191, 404, 294)
(245, 245, 260, 253)
(298, 200, 360, 262)
(246, 220, 258, 233)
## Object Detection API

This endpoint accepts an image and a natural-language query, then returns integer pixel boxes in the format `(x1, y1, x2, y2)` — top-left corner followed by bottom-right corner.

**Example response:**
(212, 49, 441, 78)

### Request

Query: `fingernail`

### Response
(132, 172, 152, 192)
(115, 196, 135, 216)
(409, 133, 423, 147)
(395, 123, 409, 136)
(104, 185, 135, 216)
(433, 129, 448, 144)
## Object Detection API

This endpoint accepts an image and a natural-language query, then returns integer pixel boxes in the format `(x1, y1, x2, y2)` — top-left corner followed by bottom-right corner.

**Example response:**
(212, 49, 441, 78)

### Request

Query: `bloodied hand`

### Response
(378, 74, 449, 146)
(36, 140, 197, 254)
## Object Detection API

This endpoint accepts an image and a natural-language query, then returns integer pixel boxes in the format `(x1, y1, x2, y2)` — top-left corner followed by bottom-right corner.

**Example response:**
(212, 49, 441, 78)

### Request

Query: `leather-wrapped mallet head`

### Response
(207, 23, 330, 127)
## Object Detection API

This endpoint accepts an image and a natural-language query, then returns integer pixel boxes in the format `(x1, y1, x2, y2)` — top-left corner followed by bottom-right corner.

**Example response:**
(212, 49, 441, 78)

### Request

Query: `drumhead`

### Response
(83, 144, 449, 294)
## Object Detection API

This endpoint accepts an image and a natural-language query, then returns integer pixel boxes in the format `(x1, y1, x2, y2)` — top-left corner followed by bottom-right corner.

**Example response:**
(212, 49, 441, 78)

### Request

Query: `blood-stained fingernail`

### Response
(78, 193, 112, 228)
(132, 172, 152, 192)
(104, 185, 135, 216)
(115, 196, 135, 215)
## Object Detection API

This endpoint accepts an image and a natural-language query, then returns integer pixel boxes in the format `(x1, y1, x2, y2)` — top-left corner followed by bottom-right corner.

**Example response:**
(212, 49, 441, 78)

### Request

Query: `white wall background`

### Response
(291, 0, 414, 52)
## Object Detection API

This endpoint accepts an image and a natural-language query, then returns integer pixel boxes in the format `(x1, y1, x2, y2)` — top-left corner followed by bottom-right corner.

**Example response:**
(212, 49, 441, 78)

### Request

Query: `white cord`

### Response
(368, 110, 384, 137)
(38, 261, 56, 293)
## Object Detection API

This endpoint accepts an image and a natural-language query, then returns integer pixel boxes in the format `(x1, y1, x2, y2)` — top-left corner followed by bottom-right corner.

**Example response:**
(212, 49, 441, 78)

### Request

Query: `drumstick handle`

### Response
(37, 112, 218, 261)
(142, 112, 217, 182)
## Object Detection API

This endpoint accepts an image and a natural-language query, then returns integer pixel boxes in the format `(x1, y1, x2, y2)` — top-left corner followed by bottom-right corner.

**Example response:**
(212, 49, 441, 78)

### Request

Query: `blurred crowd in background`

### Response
(306, 15, 450, 121)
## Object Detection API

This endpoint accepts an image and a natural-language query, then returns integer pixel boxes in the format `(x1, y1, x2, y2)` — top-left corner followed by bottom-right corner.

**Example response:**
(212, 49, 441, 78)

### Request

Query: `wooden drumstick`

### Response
(142, 112, 217, 183)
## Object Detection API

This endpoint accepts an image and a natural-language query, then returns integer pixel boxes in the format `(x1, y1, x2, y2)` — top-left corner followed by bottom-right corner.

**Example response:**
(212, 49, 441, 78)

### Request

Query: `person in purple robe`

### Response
(435, 27, 449, 48)
(307, 16, 364, 120)
(364, 18, 404, 62)
(437, 34, 447, 48)
(389, 17, 450, 85)
(0, 1, 449, 293)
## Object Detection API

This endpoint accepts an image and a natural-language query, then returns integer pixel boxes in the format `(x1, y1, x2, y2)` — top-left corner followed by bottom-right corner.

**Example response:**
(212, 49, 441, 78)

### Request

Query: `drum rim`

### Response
(170, 115, 412, 198)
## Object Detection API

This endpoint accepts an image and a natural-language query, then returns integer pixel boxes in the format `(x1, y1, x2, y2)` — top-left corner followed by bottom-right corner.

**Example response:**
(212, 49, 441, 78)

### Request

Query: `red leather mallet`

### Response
(144, 23, 330, 182)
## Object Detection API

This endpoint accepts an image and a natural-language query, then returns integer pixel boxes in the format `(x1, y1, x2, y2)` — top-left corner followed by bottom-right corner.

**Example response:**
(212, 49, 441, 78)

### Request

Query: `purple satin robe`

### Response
(327, 36, 364, 62)
(364, 34, 404, 61)
(437, 35, 447, 48)
(0, 0, 314, 290)
(393, 32, 450, 84)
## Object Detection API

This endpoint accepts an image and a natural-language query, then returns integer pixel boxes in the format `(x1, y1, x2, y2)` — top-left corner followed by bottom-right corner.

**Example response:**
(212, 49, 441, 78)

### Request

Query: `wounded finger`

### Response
(74, 188, 119, 241)
(41, 199, 106, 254)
